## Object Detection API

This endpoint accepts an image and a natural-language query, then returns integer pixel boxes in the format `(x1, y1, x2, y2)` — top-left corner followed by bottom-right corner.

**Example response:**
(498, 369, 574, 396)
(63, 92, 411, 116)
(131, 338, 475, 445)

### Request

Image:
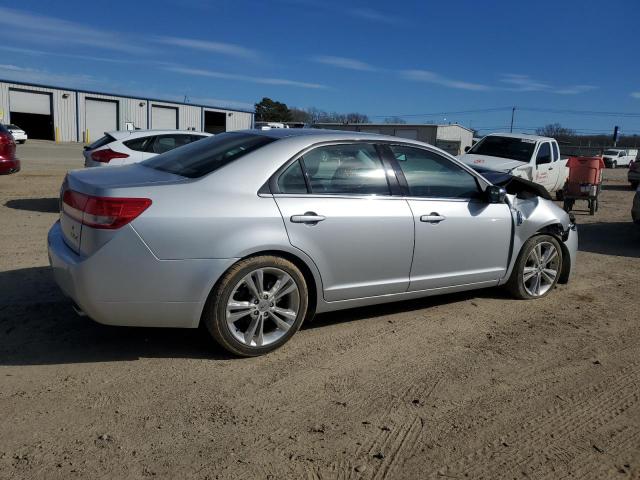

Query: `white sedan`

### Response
(5, 124, 27, 144)
(83, 130, 212, 167)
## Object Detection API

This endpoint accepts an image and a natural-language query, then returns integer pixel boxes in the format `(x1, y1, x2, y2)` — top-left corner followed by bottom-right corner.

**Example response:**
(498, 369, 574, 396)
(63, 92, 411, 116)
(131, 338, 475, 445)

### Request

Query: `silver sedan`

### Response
(48, 129, 578, 356)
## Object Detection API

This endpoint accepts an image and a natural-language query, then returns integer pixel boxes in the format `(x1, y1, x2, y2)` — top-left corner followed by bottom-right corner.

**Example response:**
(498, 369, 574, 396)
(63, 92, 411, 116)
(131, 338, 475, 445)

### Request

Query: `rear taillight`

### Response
(62, 190, 151, 229)
(90, 148, 129, 163)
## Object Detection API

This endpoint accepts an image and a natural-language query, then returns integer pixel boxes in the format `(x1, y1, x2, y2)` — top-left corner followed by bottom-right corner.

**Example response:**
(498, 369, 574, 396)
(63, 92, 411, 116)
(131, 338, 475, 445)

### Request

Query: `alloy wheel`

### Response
(522, 241, 560, 297)
(225, 267, 300, 347)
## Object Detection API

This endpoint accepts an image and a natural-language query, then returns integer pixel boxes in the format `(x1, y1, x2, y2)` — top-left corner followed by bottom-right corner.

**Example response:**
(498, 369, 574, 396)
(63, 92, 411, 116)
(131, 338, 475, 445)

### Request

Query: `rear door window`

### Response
(124, 136, 154, 152)
(298, 143, 390, 195)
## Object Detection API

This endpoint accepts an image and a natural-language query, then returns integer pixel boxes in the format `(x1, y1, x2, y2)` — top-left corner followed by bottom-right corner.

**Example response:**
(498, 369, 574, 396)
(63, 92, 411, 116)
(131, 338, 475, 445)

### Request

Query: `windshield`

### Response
(603, 150, 620, 156)
(142, 132, 275, 178)
(467, 136, 536, 162)
(6, 124, 19, 130)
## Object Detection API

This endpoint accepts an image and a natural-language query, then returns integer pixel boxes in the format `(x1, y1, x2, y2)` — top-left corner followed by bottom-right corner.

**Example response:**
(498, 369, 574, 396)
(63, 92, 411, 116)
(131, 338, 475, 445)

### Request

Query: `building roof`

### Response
(0, 78, 255, 114)
(315, 122, 473, 132)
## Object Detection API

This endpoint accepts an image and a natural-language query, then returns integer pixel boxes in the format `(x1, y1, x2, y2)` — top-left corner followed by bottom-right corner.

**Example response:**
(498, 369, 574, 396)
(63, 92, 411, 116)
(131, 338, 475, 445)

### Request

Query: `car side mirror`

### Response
(486, 185, 507, 203)
(464, 146, 471, 152)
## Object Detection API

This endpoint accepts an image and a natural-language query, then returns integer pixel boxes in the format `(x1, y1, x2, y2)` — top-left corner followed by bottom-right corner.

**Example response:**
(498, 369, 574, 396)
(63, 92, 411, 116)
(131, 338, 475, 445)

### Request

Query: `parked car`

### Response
(83, 130, 211, 167)
(48, 130, 577, 356)
(628, 157, 640, 189)
(4, 124, 27, 144)
(633, 188, 640, 225)
(602, 148, 637, 168)
(0, 123, 19, 174)
(458, 133, 569, 195)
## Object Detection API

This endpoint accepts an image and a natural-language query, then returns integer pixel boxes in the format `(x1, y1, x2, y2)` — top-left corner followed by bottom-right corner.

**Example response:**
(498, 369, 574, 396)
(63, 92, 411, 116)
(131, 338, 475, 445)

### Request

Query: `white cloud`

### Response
(500, 74, 597, 95)
(0, 46, 139, 65)
(0, 7, 149, 54)
(630, 92, 640, 99)
(347, 7, 404, 25)
(0, 64, 98, 88)
(155, 36, 259, 60)
(313, 55, 376, 71)
(401, 70, 491, 91)
(165, 66, 327, 89)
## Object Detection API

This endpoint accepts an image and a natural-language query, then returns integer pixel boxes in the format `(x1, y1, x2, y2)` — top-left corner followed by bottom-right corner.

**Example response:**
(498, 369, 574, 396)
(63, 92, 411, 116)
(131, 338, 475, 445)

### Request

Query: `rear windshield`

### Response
(87, 134, 116, 150)
(468, 136, 536, 163)
(603, 150, 621, 155)
(142, 132, 275, 178)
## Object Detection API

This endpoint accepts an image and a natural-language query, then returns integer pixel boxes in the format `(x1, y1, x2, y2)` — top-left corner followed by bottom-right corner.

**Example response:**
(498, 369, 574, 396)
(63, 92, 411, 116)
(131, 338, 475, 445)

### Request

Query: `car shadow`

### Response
(5, 197, 59, 213)
(578, 221, 640, 258)
(1, 266, 511, 366)
(0, 267, 233, 365)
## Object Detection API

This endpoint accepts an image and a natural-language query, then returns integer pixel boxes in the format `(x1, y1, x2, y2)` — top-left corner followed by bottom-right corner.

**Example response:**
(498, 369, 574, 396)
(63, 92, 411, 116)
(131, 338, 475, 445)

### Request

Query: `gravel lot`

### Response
(1, 140, 639, 479)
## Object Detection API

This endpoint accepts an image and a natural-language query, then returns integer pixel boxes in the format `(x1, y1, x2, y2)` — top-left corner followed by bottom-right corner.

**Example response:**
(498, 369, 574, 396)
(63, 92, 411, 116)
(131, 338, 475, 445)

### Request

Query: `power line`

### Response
(368, 107, 512, 118)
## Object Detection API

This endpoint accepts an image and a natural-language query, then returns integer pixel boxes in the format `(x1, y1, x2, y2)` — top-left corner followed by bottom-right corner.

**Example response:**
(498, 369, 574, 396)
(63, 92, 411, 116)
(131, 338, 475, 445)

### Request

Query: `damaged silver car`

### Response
(48, 129, 577, 356)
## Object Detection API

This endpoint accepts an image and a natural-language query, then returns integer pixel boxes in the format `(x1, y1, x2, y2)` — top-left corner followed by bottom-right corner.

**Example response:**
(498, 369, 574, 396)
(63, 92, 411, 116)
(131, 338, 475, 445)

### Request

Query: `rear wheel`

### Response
(203, 256, 309, 357)
(507, 235, 562, 300)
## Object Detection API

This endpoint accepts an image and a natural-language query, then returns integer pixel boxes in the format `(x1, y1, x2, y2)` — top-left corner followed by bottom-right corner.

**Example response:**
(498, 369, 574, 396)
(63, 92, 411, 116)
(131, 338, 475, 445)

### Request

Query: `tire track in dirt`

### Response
(433, 356, 640, 479)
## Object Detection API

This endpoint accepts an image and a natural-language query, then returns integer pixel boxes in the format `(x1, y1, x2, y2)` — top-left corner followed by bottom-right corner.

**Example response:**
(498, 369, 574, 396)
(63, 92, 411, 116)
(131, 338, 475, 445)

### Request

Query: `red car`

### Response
(0, 124, 20, 174)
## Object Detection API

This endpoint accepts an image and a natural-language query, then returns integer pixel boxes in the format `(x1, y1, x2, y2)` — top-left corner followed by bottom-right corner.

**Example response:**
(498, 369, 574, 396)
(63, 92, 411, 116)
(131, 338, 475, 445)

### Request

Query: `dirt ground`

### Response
(1, 140, 639, 480)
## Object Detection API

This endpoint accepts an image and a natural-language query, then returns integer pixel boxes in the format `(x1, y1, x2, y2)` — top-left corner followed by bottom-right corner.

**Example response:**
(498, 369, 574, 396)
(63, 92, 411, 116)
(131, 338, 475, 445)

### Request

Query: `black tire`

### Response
(590, 198, 598, 215)
(612, 160, 617, 169)
(19, 140, 26, 144)
(631, 181, 639, 189)
(506, 235, 563, 300)
(555, 189, 564, 201)
(202, 255, 309, 357)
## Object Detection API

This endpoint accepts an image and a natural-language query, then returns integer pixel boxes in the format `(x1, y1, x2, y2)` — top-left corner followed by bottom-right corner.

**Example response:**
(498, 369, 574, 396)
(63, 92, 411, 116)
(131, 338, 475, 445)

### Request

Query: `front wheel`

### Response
(612, 160, 617, 169)
(203, 256, 309, 357)
(506, 235, 563, 300)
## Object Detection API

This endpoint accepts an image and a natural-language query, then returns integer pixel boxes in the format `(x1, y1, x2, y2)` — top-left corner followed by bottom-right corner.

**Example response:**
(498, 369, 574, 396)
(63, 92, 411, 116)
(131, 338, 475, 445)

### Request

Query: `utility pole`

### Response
(510, 107, 516, 133)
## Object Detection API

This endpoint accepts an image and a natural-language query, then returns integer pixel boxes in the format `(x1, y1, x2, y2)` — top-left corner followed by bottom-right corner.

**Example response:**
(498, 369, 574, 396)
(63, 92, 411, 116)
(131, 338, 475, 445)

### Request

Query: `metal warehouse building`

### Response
(0, 79, 254, 143)
(315, 123, 473, 155)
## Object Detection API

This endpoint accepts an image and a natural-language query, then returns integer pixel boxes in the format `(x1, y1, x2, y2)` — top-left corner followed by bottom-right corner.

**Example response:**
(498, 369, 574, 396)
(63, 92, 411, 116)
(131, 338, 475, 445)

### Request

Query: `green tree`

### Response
(255, 97, 292, 122)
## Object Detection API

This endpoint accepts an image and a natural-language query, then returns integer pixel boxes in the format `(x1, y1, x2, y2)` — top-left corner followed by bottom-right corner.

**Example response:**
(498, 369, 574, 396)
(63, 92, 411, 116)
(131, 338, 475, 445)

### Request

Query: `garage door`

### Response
(86, 99, 118, 142)
(9, 89, 54, 140)
(10, 90, 51, 115)
(152, 106, 178, 129)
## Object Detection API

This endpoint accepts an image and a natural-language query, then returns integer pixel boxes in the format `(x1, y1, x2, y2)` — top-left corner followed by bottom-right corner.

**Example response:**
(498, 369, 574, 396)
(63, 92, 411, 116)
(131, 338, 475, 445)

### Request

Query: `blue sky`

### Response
(1, 0, 639, 134)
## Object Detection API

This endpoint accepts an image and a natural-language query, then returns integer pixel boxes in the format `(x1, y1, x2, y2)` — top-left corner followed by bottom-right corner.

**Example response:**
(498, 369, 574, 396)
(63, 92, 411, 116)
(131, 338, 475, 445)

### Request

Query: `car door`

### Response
(384, 144, 512, 291)
(272, 142, 414, 302)
(534, 141, 558, 191)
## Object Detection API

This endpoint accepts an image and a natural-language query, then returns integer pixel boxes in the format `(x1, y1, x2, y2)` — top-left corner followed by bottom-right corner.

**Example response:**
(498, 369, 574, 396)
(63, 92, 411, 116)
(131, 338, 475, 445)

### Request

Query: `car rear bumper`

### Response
(47, 221, 236, 328)
(0, 157, 20, 174)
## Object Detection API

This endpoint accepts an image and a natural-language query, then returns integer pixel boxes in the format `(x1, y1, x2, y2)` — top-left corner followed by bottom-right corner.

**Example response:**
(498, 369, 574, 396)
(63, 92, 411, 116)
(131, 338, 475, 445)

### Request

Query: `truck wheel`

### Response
(590, 199, 597, 215)
(563, 199, 573, 212)
(506, 235, 563, 300)
(202, 255, 309, 357)
(612, 160, 617, 169)
(555, 190, 564, 201)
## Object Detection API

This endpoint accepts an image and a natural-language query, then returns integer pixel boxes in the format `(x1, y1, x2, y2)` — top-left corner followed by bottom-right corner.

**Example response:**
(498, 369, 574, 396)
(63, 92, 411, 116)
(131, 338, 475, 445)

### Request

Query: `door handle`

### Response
(420, 213, 446, 224)
(290, 212, 326, 224)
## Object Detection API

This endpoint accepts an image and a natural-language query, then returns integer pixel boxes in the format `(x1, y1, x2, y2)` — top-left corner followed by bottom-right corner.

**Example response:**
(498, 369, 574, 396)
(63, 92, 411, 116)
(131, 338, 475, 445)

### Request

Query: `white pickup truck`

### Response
(458, 133, 568, 194)
(602, 148, 637, 168)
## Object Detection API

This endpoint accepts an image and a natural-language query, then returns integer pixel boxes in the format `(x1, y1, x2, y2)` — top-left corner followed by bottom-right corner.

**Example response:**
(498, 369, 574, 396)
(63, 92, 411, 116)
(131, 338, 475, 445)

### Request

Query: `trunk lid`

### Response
(60, 164, 186, 255)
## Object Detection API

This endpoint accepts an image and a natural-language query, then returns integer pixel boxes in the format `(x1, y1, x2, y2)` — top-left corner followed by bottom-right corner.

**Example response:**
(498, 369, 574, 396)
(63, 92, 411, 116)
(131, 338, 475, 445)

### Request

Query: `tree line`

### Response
(255, 97, 409, 125)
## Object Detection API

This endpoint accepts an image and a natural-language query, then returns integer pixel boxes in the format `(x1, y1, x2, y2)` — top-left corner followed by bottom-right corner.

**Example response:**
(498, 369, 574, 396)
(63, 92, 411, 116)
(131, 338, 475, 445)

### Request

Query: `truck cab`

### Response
(458, 133, 568, 193)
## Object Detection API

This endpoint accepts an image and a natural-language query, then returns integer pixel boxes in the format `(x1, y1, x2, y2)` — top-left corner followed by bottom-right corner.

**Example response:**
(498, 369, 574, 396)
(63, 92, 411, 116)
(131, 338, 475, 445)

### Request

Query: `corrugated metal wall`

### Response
(1, 81, 254, 143)
(0, 82, 77, 142)
(227, 111, 253, 131)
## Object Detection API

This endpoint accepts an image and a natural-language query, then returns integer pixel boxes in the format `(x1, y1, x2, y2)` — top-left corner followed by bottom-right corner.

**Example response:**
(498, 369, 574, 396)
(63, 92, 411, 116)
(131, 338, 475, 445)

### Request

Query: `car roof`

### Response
(485, 132, 553, 142)
(252, 127, 420, 144)
(106, 130, 212, 140)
